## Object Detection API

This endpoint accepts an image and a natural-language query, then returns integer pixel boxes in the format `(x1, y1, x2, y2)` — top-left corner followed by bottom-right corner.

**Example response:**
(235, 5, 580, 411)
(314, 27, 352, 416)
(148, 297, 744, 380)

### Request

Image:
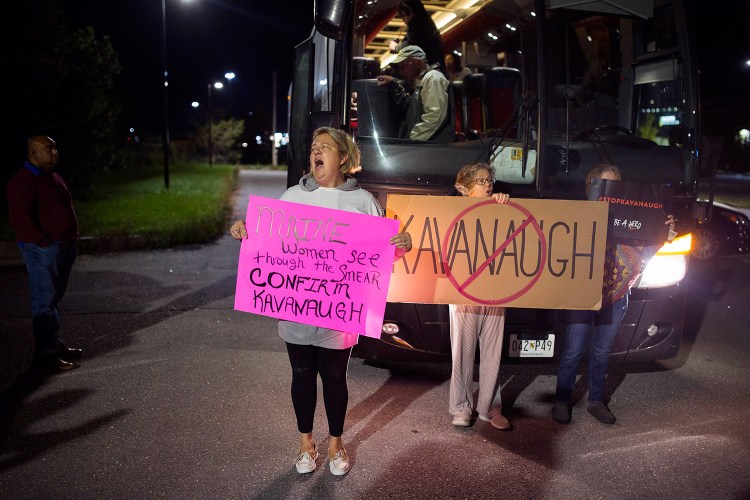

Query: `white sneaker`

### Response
(452, 414, 472, 427)
(328, 448, 351, 476)
(294, 443, 319, 474)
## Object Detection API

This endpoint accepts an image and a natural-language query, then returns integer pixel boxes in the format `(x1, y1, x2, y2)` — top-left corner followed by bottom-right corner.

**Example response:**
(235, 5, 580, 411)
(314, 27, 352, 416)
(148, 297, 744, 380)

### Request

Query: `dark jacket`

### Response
(399, 13, 445, 73)
(6, 162, 79, 246)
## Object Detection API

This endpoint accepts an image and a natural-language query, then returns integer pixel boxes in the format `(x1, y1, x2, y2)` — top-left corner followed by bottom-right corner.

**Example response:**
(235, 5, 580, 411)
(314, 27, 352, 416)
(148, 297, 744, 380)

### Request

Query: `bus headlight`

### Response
(635, 234, 691, 289)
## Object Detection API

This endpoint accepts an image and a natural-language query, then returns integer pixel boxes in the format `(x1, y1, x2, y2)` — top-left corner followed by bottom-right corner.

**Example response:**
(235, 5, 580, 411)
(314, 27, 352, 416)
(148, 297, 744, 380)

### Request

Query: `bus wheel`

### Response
(691, 229, 722, 260)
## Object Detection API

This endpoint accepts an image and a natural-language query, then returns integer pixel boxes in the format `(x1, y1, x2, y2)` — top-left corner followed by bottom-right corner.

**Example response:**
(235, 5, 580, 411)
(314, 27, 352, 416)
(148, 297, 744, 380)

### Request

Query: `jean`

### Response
(19, 241, 77, 357)
(555, 295, 628, 404)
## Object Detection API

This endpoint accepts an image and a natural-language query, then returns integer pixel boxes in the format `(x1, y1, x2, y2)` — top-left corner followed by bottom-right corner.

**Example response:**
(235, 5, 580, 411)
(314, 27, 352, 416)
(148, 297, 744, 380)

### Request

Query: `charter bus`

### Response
(287, 0, 714, 363)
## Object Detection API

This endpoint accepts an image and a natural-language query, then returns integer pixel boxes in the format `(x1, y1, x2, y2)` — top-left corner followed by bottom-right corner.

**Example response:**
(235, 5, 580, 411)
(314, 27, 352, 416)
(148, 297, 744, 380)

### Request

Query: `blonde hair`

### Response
(454, 162, 495, 194)
(585, 163, 621, 195)
(312, 127, 362, 175)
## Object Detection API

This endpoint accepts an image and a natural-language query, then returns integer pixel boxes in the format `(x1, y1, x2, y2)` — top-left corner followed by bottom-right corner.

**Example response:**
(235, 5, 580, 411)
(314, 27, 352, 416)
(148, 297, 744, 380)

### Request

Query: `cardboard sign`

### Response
(234, 196, 400, 338)
(385, 195, 608, 310)
(588, 179, 671, 243)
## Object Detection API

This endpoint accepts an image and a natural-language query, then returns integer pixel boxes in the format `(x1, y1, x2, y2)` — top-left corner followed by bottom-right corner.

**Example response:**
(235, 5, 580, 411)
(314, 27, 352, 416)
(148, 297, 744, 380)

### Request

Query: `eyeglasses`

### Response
(475, 177, 495, 186)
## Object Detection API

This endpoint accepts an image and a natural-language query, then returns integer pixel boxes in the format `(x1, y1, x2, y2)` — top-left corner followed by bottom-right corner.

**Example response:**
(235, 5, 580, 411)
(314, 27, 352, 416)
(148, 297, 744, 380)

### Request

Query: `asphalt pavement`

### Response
(0, 169, 748, 499)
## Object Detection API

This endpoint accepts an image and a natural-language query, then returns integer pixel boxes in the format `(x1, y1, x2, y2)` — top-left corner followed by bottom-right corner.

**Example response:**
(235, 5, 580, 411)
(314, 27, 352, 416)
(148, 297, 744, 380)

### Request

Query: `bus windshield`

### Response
(299, 0, 698, 204)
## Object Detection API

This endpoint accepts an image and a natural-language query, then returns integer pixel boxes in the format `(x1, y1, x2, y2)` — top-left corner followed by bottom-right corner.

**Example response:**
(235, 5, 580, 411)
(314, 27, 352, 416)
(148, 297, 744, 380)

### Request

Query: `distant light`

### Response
(191, 101, 199, 108)
(255, 135, 262, 145)
(129, 127, 135, 133)
(241, 142, 248, 148)
(659, 115, 678, 126)
(746, 59, 750, 67)
(225, 72, 235, 80)
(531, 11, 536, 16)
(319, 78, 328, 86)
(214, 82, 224, 89)
(738, 129, 750, 145)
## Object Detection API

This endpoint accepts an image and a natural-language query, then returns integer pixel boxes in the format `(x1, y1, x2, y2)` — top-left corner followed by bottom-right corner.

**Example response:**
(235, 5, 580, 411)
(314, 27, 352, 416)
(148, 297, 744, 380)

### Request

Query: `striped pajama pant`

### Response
(448, 304, 506, 419)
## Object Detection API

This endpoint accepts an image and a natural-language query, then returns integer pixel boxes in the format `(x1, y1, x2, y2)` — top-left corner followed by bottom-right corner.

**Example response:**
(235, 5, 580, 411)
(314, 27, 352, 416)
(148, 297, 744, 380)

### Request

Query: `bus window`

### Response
(633, 59, 686, 147)
(547, 15, 629, 140)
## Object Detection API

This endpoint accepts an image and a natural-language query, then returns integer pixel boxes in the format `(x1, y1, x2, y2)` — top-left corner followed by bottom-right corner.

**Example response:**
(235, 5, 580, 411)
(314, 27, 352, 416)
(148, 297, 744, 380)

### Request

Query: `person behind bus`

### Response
(448, 163, 512, 430)
(376, 45, 453, 143)
(229, 127, 412, 476)
(552, 164, 676, 425)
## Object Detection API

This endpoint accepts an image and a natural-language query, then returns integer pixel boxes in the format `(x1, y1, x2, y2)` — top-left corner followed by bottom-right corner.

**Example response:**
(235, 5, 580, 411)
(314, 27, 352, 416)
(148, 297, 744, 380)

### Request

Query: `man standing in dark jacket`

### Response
(7, 135, 83, 372)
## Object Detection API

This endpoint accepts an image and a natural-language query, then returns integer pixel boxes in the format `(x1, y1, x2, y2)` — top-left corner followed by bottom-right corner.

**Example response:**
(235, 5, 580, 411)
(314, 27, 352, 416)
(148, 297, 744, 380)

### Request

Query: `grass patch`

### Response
(0, 160, 238, 253)
(75, 161, 238, 252)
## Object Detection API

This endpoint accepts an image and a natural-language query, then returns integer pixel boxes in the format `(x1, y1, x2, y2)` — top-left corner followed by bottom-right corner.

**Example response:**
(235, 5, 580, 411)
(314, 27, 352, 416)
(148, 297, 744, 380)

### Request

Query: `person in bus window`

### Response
(448, 163, 512, 430)
(552, 164, 676, 425)
(377, 45, 453, 142)
(445, 53, 472, 82)
(395, 0, 445, 75)
(229, 127, 412, 476)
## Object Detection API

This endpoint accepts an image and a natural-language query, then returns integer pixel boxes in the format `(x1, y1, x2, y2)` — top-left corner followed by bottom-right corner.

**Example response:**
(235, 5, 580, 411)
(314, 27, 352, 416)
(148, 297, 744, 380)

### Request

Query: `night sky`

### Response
(61, 0, 314, 138)
(59, 0, 749, 139)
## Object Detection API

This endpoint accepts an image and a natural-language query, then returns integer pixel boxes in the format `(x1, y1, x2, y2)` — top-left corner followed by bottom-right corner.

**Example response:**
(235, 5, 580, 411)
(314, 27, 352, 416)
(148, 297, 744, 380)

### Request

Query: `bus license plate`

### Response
(508, 334, 555, 358)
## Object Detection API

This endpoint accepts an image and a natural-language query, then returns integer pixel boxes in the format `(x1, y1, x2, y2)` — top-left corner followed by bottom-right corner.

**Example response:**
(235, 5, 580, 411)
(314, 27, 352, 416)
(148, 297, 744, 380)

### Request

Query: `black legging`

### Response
(285, 342, 352, 437)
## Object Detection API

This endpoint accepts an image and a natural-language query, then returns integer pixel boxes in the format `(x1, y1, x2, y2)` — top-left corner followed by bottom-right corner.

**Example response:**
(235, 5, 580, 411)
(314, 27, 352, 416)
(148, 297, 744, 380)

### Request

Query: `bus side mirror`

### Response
(315, 0, 352, 41)
(694, 200, 712, 226)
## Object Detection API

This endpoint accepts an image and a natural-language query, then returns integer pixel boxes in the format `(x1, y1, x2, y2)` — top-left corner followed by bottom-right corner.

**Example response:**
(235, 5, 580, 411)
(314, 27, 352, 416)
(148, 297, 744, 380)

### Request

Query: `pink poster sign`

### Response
(234, 195, 399, 338)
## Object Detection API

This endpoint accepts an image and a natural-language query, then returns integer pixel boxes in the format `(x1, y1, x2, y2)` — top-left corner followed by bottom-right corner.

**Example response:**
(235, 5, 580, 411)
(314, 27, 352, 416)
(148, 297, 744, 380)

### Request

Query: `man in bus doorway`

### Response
(377, 45, 454, 143)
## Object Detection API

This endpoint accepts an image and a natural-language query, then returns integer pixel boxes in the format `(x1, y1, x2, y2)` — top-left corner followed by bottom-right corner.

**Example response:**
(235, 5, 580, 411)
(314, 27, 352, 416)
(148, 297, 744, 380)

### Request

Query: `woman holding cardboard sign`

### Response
(448, 163, 513, 431)
(230, 127, 412, 476)
(552, 164, 676, 425)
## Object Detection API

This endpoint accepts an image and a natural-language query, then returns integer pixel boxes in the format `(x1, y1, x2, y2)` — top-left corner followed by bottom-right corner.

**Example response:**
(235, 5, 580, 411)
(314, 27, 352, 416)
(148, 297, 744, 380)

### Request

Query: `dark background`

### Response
(4, 1, 749, 169)
(58, 1, 749, 135)
(60, 0, 314, 140)
(690, 0, 750, 171)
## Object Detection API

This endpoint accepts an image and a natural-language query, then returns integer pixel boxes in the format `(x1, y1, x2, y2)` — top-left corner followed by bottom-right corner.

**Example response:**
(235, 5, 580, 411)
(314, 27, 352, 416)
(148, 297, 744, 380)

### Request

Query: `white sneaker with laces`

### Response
(294, 443, 319, 474)
(328, 448, 351, 476)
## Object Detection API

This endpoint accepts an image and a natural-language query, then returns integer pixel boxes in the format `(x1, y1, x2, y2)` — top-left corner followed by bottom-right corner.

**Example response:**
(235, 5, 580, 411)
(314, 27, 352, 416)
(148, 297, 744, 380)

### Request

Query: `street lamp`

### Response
(160, 0, 195, 189)
(224, 72, 235, 115)
(207, 81, 223, 167)
(161, 0, 170, 189)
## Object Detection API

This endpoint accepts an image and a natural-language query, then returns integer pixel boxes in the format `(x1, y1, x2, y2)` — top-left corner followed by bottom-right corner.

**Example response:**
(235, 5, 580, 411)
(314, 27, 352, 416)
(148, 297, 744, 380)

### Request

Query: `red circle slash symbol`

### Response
(441, 199, 547, 305)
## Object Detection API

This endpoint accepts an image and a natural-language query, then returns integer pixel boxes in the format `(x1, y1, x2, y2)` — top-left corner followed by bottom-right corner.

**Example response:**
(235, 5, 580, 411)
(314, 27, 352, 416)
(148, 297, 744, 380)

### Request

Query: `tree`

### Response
(196, 118, 246, 165)
(7, 0, 125, 195)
